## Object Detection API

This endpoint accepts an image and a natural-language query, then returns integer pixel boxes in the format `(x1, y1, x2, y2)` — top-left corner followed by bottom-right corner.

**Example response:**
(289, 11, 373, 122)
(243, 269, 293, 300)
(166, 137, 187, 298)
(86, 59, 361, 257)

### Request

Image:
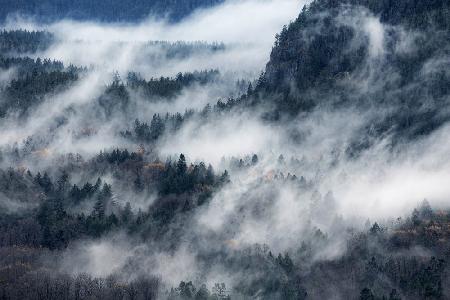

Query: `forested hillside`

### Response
(0, 0, 224, 22)
(0, 0, 449, 299)
(254, 0, 449, 139)
(0, 30, 53, 53)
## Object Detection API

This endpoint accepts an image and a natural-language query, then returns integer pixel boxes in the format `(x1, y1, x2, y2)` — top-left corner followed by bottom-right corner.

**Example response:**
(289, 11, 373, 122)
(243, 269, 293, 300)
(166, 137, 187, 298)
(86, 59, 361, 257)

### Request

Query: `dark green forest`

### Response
(253, 0, 450, 140)
(0, 0, 449, 299)
(0, 0, 224, 22)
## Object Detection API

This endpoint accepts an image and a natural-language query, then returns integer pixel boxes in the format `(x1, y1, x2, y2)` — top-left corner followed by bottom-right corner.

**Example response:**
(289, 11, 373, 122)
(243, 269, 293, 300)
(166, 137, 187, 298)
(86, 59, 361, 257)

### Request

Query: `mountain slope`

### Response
(255, 0, 449, 139)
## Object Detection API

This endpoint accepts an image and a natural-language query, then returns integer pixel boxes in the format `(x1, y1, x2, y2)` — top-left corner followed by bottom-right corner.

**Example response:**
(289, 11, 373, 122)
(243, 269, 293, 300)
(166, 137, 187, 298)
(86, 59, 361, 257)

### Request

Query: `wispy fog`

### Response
(1, 0, 449, 297)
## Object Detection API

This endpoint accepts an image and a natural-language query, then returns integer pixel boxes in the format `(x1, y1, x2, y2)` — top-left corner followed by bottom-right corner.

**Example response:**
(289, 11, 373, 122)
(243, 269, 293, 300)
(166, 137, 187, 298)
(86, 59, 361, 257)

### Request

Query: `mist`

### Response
(1, 0, 449, 299)
(3, 0, 305, 77)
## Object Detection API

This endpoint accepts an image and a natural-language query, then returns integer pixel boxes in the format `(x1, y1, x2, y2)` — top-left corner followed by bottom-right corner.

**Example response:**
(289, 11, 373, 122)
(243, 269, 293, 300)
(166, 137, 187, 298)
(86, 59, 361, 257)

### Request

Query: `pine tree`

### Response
(134, 172, 144, 192)
(220, 170, 230, 184)
(41, 172, 53, 193)
(177, 154, 187, 175)
(56, 170, 69, 195)
(205, 164, 215, 185)
(121, 202, 133, 225)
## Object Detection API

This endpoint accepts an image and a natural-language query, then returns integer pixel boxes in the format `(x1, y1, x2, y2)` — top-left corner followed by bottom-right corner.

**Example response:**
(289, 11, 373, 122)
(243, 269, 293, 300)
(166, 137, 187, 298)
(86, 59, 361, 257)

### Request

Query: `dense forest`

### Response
(0, 0, 449, 299)
(253, 0, 450, 140)
(0, 0, 224, 22)
(0, 30, 54, 54)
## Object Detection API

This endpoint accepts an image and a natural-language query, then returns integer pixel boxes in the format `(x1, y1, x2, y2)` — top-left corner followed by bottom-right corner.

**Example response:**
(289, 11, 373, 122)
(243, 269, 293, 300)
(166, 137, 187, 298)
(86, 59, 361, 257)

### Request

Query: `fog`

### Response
(4, 0, 305, 77)
(0, 0, 307, 158)
(1, 0, 449, 297)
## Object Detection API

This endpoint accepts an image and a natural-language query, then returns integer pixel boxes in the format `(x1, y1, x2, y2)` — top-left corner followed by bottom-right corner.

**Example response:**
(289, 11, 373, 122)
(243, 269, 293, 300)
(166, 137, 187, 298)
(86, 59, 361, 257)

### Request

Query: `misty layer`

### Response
(0, 0, 450, 299)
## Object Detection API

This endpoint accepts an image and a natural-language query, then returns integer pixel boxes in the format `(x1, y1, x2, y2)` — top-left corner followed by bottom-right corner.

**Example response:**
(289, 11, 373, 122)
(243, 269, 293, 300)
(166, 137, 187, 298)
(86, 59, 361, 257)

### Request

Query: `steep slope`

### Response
(255, 0, 449, 138)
